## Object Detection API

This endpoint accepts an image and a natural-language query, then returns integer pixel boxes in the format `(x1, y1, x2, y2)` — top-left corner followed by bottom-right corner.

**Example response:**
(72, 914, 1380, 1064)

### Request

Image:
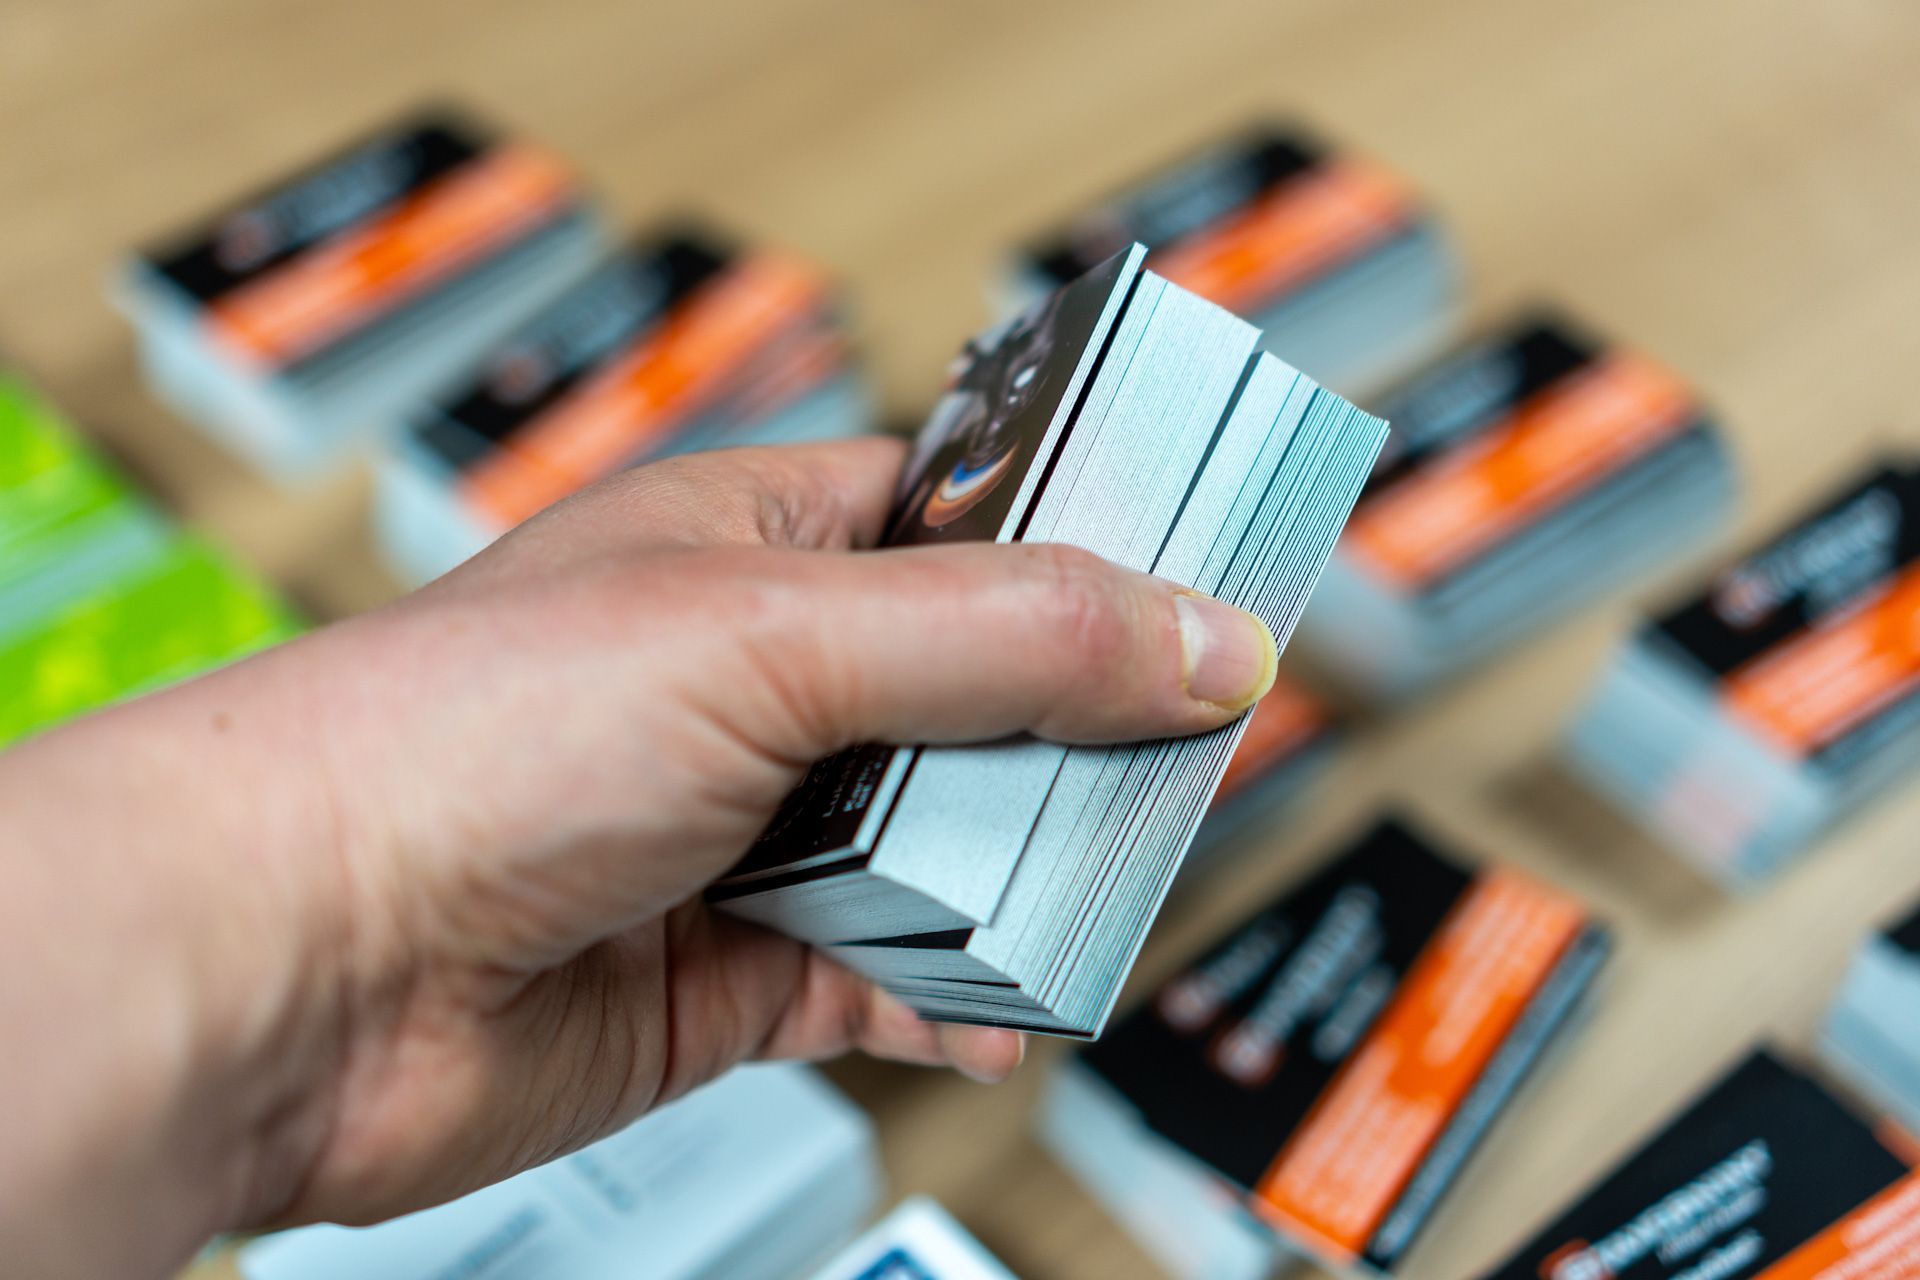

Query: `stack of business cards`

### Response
(1295, 311, 1734, 700)
(236, 1064, 880, 1280)
(0, 371, 169, 637)
(1819, 898, 1920, 1136)
(1039, 816, 1611, 1279)
(1565, 460, 1920, 889)
(1477, 1050, 1919, 1280)
(117, 105, 605, 480)
(708, 245, 1387, 1037)
(1009, 123, 1458, 398)
(375, 224, 875, 585)
(810, 1198, 1017, 1280)
(0, 373, 298, 747)
(1184, 674, 1341, 874)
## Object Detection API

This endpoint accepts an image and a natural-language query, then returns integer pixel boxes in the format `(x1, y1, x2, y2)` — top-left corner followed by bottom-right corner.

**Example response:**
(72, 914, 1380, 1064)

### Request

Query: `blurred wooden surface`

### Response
(4, 0, 1919, 1276)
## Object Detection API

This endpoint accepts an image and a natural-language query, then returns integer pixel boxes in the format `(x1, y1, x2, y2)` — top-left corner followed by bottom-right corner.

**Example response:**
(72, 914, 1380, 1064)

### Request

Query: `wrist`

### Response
(0, 635, 380, 1275)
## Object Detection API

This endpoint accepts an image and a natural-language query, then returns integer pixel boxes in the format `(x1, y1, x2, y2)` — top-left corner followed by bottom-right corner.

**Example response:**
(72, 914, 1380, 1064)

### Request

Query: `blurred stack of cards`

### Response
(710, 246, 1386, 1037)
(1565, 459, 1920, 889)
(1819, 897, 1920, 1136)
(1295, 311, 1734, 699)
(234, 1064, 879, 1280)
(0, 372, 298, 747)
(1040, 816, 1610, 1279)
(376, 223, 875, 585)
(1477, 1050, 1920, 1280)
(1184, 674, 1341, 875)
(1008, 123, 1459, 396)
(810, 1199, 1017, 1280)
(117, 105, 605, 480)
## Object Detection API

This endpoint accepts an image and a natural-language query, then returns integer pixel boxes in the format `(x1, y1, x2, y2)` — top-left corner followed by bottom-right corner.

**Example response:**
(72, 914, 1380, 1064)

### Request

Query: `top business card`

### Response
(1341, 312, 1715, 597)
(131, 105, 591, 376)
(1645, 460, 1920, 775)
(1082, 816, 1610, 1271)
(1479, 1050, 1918, 1280)
(412, 225, 855, 529)
(1017, 124, 1425, 319)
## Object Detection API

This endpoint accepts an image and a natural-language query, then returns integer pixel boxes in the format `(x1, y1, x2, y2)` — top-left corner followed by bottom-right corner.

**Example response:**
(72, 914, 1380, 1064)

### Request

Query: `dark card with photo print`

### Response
(719, 247, 1145, 881)
(886, 250, 1142, 547)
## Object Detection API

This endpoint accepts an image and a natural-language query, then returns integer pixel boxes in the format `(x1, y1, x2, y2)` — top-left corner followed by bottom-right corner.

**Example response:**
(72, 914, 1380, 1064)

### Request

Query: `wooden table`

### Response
(5, 0, 1918, 1275)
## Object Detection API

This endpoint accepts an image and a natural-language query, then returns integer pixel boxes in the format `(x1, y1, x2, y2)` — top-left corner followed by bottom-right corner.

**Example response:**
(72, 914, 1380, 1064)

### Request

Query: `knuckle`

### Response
(1025, 544, 1134, 678)
(615, 453, 795, 547)
(718, 557, 855, 760)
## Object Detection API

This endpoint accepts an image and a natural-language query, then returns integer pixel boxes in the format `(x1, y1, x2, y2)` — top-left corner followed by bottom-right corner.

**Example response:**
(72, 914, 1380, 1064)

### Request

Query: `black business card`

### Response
(1480, 1051, 1914, 1280)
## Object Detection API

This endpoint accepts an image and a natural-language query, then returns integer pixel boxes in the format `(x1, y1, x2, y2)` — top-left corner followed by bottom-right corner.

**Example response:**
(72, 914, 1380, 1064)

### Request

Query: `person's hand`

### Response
(0, 438, 1277, 1280)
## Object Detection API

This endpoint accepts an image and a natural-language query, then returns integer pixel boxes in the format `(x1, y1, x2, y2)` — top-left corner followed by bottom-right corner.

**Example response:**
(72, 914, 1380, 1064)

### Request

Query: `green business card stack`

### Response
(0, 373, 300, 746)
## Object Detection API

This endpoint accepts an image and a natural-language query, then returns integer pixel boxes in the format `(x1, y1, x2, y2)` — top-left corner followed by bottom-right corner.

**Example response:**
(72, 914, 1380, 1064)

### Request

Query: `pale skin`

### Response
(0, 437, 1278, 1280)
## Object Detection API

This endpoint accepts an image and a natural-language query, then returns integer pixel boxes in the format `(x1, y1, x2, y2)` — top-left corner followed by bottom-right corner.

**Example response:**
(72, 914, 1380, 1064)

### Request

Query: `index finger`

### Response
(467, 435, 911, 580)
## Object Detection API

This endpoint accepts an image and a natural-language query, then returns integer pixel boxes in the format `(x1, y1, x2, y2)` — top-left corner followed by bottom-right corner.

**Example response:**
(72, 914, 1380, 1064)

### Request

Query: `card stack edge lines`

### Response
(1007, 121, 1461, 400)
(1293, 310, 1735, 702)
(233, 1064, 880, 1280)
(374, 222, 876, 586)
(707, 246, 1153, 938)
(1038, 816, 1610, 1279)
(1184, 673, 1341, 876)
(115, 104, 607, 482)
(708, 244, 1387, 1037)
(1817, 900, 1920, 1139)
(808, 1198, 1019, 1280)
(1475, 1050, 1920, 1280)
(1564, 458, 1920, 890)
(830, 371, 1382, 1038)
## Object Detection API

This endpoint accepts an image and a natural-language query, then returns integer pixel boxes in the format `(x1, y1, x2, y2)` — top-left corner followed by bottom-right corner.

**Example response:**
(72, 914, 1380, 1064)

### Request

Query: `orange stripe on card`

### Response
(459, 252, 831, 526)
(1341, 350, 1696, 591)
(1152, 157, 1413, 315)
(1749, 1168, 1920, 1280)
(1721, 563, 1920, 758)
(1251, 870, 1589, 1263)
(722, 328, 848, 423)
(206, 144, 579, 368)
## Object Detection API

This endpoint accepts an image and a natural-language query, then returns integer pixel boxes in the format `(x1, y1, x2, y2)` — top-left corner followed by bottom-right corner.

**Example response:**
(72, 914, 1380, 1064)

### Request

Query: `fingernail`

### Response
(1174, 592, 1277, 711)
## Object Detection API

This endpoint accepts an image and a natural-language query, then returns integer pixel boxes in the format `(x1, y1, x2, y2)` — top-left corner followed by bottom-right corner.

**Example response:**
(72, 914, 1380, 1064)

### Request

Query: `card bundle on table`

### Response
(1565, 459, 1920, 889)
(707, 245, 1387, 1038)
(117, 106, 606, 480)
(1819, 897, 1920, 1137)
(809, 1198, 1018, 1280)
(1183, 674, 1341, 876)
(0, 373, 298, 747)
(1009, 123, 1458, 397)
(234, 1065, 879, 1280)
(376, 223, 874, 585)
(1040, 816, 1610, 1279)
(1477, 1050, 1920, 1280)
(1295, 311, 1734, 700)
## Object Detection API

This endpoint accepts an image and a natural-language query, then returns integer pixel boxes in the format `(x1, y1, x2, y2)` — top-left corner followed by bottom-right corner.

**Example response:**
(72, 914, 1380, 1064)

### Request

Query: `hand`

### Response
(0, 437, 1278, 1280)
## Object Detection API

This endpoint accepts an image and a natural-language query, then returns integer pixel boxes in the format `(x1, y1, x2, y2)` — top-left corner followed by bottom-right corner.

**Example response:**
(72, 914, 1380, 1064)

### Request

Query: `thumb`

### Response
(713, 538, 1279, 765)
